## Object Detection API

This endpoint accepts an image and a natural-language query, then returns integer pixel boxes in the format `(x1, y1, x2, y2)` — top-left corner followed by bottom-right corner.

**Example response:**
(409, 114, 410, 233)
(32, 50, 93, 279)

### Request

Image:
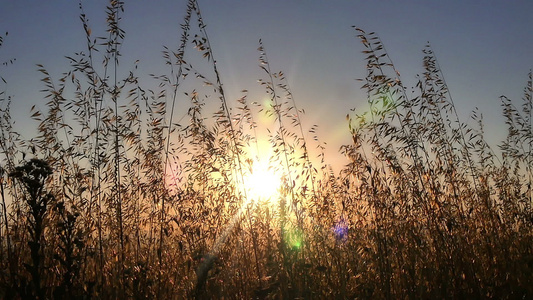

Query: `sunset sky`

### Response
(1, 0, 532, 169)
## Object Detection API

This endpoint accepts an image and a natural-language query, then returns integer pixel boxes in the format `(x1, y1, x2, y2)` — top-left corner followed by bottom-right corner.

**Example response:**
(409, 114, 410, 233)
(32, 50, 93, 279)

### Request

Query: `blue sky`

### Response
(0, 0, 532, 167)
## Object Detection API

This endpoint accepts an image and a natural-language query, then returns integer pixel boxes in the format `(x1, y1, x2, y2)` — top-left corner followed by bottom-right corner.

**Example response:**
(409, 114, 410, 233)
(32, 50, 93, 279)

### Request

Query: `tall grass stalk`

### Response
(0, 1, 531, 299)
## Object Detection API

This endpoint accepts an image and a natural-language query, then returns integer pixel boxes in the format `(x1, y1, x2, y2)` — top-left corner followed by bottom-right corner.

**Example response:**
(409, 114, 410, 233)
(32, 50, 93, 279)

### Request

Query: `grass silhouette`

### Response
(0, 0, 532, 299)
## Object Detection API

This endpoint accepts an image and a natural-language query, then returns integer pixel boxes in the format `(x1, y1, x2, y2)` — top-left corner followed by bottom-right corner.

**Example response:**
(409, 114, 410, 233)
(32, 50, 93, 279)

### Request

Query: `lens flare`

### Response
(333, 219, 348, 242)
(284, 226, 304, 250)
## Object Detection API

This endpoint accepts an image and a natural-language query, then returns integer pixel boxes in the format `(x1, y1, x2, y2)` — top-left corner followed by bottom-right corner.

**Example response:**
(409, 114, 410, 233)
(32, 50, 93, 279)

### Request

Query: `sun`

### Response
(243, 157, 281, 205)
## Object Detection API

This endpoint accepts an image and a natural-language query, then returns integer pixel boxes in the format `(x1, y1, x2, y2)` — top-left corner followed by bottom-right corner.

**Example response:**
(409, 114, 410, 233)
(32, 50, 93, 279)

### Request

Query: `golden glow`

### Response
(243, 156, 281, 205)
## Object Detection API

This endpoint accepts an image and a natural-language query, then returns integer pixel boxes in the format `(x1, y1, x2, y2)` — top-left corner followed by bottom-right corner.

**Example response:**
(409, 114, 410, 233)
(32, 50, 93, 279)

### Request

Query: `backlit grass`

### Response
(0, 1, 531, 299)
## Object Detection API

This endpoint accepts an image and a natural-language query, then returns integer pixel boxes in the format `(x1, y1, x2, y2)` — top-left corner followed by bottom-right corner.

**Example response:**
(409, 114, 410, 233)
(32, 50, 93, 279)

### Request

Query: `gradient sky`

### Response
(1, 0, 532, 169)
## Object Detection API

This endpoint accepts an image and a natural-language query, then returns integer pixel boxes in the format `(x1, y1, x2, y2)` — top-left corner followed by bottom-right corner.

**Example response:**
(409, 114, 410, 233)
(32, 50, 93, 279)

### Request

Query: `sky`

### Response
(0, 0, 532, 170)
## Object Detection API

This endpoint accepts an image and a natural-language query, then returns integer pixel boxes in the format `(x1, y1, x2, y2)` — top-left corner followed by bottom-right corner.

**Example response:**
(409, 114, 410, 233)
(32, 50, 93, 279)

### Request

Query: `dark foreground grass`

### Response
(0, 1, 532, 299)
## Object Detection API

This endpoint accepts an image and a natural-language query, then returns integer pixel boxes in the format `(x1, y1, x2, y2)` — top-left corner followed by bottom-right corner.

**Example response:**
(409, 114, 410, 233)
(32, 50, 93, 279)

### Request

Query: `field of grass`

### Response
(1, 0, 532, 299)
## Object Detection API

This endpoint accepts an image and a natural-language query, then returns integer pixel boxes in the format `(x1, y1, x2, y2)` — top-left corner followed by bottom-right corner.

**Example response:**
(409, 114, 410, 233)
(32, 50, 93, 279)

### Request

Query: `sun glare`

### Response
(243, 157, 281, 205)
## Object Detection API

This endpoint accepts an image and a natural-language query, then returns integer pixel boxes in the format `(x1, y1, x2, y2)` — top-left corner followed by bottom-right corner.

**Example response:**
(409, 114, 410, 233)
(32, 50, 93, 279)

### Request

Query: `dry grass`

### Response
(0, 0, 532, 299)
